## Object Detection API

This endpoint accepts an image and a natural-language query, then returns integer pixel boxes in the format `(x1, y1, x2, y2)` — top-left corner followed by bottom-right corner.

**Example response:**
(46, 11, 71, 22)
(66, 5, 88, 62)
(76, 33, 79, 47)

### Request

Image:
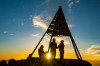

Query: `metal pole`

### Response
(27, 32, 47, 58)
(31, 32, 47, 55)
(70, 34, 82, 60)
(70, 35, 80, 60)
(70, 32, 82, 60)
(73, 40, 82, 60)
(48, 35, 53, 52)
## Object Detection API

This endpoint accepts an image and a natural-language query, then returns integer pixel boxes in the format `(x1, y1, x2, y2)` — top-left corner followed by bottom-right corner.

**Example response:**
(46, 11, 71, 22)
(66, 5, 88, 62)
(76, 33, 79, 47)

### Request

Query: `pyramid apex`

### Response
(59, 6, 62, 9)
(59, 6, 61, 7)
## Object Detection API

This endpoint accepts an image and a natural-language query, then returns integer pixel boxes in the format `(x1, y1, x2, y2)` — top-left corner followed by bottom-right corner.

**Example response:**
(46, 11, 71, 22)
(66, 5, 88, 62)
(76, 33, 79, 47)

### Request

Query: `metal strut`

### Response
(70, 34, 82, 60)
(27, 32, 47, 58)
(48, 34, 53, 52)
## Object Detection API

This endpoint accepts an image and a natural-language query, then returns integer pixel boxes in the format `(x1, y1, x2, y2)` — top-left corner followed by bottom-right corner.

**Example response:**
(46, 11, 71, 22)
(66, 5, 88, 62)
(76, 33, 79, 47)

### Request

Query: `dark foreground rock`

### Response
(0, 57, 92, 66)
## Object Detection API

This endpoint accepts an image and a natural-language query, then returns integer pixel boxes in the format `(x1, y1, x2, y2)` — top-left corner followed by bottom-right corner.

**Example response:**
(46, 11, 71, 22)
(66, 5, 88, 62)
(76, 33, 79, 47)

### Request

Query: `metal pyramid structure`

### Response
(28, 6, 82, 60)
(47, 6, 70, 36)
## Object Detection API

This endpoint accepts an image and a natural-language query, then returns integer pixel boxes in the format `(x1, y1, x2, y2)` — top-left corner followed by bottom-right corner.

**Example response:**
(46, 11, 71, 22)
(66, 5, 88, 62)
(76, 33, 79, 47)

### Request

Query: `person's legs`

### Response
(60, 52, 61, 60)
(60, 52, 64, 60)
(54, 51, 56, 59)
(51, 50, 54, 59)
(61, 54, 64, 59)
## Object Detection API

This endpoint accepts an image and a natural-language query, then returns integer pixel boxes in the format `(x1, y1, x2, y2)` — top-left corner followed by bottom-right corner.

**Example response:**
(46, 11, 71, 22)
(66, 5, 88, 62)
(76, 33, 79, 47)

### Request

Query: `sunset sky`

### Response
(0, 0, 100, 61)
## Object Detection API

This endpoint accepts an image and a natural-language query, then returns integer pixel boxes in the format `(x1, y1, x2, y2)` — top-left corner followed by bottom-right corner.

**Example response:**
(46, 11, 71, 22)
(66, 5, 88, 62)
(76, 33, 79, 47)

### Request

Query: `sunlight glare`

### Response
(47, 52, 51, 59)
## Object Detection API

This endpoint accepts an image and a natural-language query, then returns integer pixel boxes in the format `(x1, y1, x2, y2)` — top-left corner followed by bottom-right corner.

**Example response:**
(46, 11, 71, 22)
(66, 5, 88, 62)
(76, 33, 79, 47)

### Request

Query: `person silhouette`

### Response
(38, 45, 44, 58)
(49, 38, 57, 59)
(58, 40, 64, 60)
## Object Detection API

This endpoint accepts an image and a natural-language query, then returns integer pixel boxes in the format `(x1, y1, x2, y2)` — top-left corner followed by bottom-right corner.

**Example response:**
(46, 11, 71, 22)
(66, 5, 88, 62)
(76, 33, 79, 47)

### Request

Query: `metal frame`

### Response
(27, 6, 83, 60)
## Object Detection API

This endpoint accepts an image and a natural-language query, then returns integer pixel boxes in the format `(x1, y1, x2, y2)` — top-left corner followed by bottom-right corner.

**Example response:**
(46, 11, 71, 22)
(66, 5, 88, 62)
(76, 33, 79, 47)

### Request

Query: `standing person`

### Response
(49, 38, 57, 59)
(38, 45, 44, 59)
(58, 40, 64, 60)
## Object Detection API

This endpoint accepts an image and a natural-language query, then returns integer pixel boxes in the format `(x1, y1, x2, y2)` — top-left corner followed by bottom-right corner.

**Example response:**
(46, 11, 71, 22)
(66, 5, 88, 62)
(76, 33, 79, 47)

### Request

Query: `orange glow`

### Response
(46, 51, 51, 59)
(0, 50, 100, 60)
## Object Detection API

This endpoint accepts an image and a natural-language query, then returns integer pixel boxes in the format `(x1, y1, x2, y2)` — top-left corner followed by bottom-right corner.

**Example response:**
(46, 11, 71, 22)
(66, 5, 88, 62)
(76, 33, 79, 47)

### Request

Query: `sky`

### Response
(0, 0, 100, 61)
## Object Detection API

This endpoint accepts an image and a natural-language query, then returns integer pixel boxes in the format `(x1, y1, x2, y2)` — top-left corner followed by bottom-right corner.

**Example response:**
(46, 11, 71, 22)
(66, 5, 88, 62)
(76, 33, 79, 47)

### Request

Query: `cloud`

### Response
(75, 0, 80, 4)
(21, 22, 24, 26)
(33, 15, 73, 30)
(37, 0, 51, 8)
(68, 24, 73, 28)
(65, 49, 74, 53)
(56, 37, 71, 45)
(68, 1, 74, 8)
(67, 0, 80, 13)
(66, 0, 80, 27)
(10, 34, 14, 36)
(32, 15, 51, 30)
(68, 0, 71, 3)
(86, 45, 100, 55)
(44, 36, 50, 41)
(3, 31, 8, 34)
(31, 34, 39, 37)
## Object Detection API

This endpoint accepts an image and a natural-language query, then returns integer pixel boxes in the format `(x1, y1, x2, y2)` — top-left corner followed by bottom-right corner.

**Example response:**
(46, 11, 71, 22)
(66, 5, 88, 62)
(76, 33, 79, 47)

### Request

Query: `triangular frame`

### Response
(27, 6, 82, 60)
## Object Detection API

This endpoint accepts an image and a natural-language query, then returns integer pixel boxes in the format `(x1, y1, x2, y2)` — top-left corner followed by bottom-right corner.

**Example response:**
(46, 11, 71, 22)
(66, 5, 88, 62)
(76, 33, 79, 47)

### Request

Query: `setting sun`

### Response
(47, 52, 51, 59)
